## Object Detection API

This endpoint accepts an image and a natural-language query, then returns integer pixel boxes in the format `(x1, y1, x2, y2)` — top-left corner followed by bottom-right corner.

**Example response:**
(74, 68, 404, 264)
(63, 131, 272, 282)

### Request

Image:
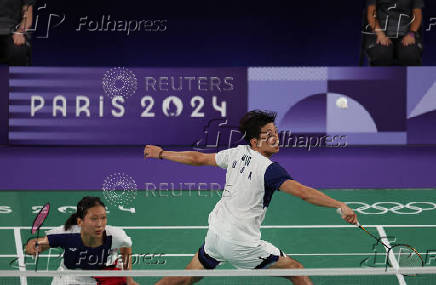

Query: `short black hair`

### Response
(239, 110, 277, 146)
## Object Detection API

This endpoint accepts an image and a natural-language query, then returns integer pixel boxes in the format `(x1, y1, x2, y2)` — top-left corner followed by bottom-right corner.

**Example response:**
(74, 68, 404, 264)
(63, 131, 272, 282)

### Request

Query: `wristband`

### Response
(407, 31, 416, 38)
(158, 150, 164, 160)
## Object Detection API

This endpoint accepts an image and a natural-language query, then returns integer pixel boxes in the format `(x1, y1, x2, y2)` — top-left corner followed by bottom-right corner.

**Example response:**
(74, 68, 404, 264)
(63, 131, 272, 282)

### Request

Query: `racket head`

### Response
(389, 243, 424, 267)
(32, 203, 50, 235)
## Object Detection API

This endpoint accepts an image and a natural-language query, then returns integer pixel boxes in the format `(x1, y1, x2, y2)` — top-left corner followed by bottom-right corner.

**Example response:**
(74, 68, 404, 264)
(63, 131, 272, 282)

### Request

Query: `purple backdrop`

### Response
(249, 67, 407, 145)
(9, 67, 247, 145)
(0, 146, 435, 190)
(1, 67, 436, 191)
(7, 67, 436, 146)
(407, 67, 436, 145)
(0, 66, 8, 145)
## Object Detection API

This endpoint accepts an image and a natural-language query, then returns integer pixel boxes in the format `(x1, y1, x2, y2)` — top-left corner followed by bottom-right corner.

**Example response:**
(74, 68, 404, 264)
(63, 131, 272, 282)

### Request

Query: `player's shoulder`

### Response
(216, 145, 248, 160)
(247, 146, 274, 166)
(232, 145, 275, 168)
(105, 225, 127, 236)
(46, 225, 80, 235)
(221, 145, 274, 167)
(264, 162, 292, 182)
(106, 225, 130, 240)
(265, 161, 287, 173)
(106, 225, 132, 247)
(219, 145, 245, 154)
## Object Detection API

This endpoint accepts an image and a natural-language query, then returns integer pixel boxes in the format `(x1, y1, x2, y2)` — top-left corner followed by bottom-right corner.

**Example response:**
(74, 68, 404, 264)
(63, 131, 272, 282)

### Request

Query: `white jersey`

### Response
(210, 145, 292, 246)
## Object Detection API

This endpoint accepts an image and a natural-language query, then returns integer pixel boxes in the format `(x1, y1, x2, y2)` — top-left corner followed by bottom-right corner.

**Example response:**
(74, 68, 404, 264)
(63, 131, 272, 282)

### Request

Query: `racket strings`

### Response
(358, 224, 424, 268)
(392, 245, 424, 267)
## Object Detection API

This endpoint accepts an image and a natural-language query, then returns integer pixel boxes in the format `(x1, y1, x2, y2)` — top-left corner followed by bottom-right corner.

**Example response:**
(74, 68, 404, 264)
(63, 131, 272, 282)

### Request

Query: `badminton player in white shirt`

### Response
(145, 110, 358, 285)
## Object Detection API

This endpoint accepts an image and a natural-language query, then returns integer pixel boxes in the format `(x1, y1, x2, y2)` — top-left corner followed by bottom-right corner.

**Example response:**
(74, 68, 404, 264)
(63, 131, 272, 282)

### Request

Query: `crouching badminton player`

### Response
(25, 196, 138, 285)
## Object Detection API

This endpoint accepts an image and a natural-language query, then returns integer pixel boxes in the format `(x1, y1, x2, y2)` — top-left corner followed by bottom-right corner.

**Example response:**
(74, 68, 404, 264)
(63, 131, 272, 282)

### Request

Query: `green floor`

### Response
(0, 189, 435, 284)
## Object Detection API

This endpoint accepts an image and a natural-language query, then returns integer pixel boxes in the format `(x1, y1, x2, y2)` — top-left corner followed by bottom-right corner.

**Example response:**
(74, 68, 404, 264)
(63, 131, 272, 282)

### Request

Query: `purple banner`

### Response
(248, 67, 407, 146)
(407, 67, 436, 145)
(9, 67, 247, 145)
(6, 66, 436, 146)
(0, 66, 8, 145)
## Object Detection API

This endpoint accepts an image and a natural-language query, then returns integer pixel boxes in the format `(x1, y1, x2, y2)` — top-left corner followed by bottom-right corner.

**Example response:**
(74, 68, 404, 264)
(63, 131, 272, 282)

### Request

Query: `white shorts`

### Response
(198, 229, 283, 269)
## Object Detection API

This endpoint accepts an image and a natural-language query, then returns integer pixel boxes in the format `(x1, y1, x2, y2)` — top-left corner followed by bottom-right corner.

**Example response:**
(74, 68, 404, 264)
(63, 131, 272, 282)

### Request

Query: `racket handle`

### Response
(34, 240, 39, 272)
(336, 208, 360, 227)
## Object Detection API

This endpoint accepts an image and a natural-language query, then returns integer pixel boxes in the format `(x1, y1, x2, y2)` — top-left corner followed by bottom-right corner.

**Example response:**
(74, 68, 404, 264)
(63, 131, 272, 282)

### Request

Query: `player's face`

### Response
(257, 123, 280, 155)
(79, 205, 107, 239)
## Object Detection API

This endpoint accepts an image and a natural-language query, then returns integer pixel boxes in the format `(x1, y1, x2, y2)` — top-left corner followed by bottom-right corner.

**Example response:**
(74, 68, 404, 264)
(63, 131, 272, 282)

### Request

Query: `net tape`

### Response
(1, 267, 436, 277)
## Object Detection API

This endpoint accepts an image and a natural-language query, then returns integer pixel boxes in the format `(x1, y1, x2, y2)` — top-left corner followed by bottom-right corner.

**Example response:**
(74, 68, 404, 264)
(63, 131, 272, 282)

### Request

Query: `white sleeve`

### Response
(215, 148, 234, 169)
(107, 226, 132, 248)
(45, 225, 66, 235)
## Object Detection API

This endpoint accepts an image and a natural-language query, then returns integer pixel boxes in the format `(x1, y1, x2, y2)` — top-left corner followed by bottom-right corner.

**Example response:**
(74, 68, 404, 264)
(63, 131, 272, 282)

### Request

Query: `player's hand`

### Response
(376, 33, 392, 46)
(338, 204, 358, 225)
(12, 33, 26, 46)
(144, 145, 163, 159)
(25, 239, 41, 256)
(402, 33, 416, 46)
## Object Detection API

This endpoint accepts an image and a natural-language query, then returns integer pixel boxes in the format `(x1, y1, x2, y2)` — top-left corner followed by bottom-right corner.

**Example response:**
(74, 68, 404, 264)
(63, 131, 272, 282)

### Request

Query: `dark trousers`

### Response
(0, 35, 31, 66)
(365, 35, 422, 66)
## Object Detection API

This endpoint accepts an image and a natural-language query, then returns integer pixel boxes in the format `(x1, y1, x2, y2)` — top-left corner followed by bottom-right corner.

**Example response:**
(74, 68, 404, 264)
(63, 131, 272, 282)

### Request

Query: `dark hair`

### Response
(239, 110, 277, 146)
(64, 196, 106, 230)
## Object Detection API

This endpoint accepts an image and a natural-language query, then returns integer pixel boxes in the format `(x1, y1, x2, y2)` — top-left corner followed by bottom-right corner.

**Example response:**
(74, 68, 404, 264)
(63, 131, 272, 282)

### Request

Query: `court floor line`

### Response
(377, 226, 406, 285)
(13, 228, 27, 285)
(1, 224, 436, 230)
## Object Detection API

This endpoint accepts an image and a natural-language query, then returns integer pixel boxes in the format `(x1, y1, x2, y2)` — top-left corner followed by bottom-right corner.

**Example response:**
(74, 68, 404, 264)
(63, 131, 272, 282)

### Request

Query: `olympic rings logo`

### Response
(345, 202, 436, 215)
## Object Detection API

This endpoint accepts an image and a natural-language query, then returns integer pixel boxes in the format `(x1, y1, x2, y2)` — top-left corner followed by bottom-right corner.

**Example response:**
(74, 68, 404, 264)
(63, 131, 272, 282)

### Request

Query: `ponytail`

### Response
(64, 213, 78, 230)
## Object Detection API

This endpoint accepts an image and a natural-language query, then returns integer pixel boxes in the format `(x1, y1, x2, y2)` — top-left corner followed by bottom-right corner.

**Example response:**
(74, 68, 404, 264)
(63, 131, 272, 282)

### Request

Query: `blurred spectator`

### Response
(0, 0, 34, 65)
(365, 0, 424, 66)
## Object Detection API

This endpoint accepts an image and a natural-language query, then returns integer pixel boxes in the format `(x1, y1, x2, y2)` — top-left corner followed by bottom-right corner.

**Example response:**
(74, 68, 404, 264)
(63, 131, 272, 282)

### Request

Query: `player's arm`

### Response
(144, 145, 217, 166)
(20, 5, 33, 32)
(367, 4, 391, 43)
(24, 236, 50, 256)
(367, 4, 385, 33)
(410, 8, 422, 33)
(120, 247, 138, 285)
(279, 180, 358, 224)
(367, 4, 378, 31)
